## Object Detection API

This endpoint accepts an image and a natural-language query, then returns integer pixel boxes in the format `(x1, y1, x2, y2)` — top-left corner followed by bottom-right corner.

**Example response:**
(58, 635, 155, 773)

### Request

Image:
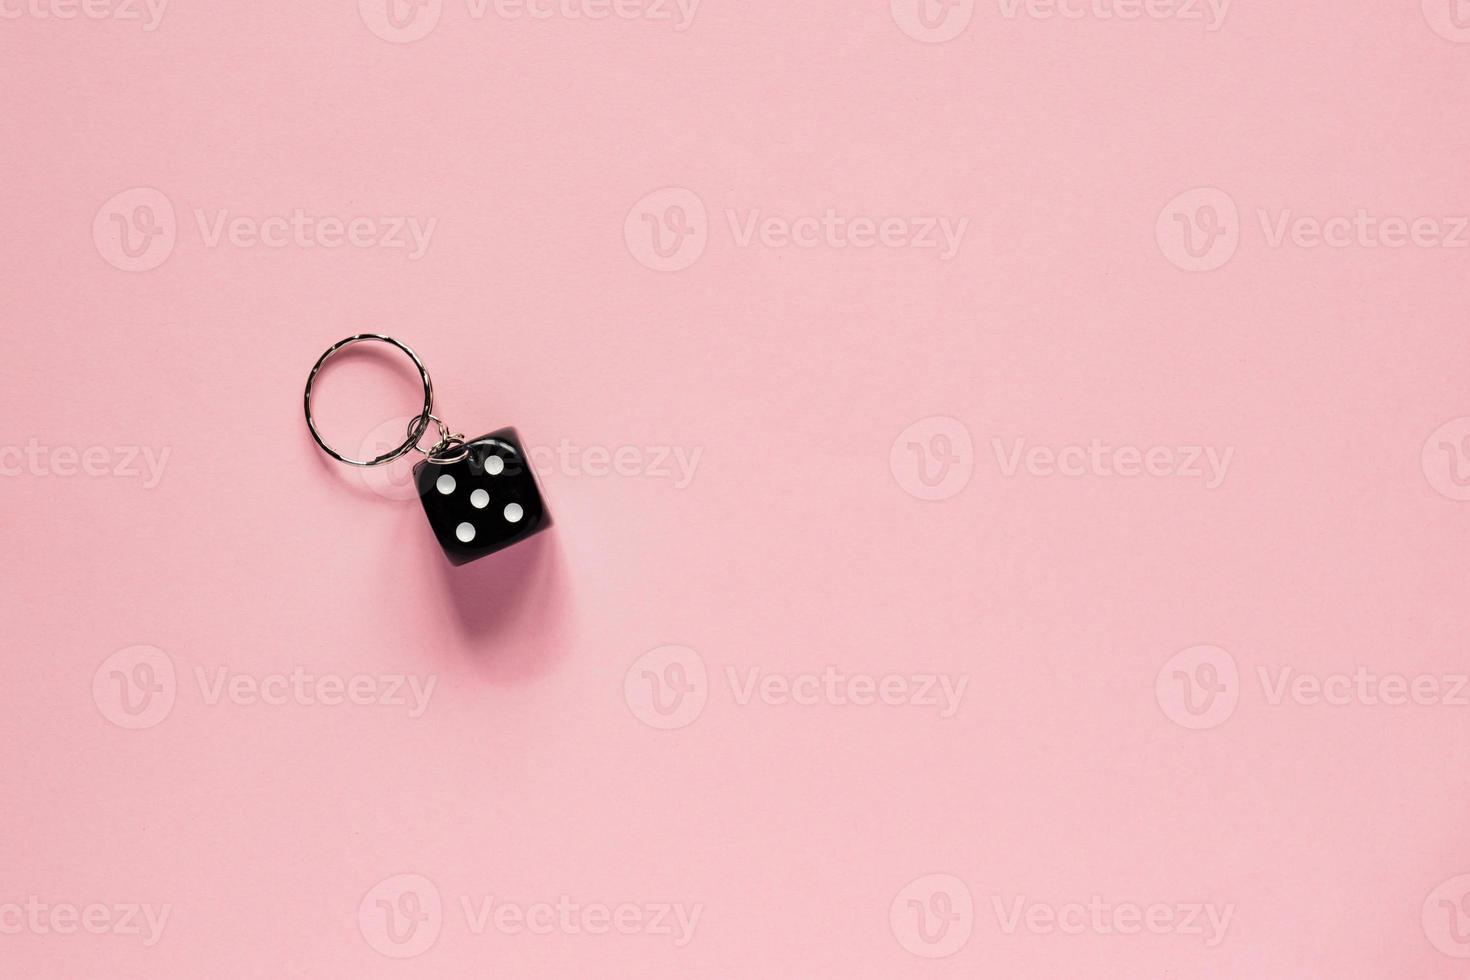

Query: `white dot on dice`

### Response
(503, 503, 523, 523)
(455, 522, 475, 543)
(484, 455, 505, 476)
(436, 474, 456, 495)
(470, 489, 489, 509)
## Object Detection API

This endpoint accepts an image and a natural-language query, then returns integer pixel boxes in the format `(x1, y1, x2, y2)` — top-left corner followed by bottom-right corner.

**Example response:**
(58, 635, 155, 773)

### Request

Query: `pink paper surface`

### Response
(3, 1, 1470, 976)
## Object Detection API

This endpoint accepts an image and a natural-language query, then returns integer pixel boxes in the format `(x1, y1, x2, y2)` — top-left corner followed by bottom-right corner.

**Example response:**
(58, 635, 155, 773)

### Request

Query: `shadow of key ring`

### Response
(303, 334, 434, 467)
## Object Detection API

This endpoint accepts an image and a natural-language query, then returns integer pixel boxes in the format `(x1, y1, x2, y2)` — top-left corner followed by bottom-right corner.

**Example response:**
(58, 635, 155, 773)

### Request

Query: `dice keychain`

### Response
(303, 334, 551, 566)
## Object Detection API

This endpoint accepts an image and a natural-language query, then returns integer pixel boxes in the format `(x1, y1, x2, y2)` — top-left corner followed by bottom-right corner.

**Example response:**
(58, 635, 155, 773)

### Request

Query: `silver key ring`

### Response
(303, 334, 434, 467)
(405, 413, 470, 466)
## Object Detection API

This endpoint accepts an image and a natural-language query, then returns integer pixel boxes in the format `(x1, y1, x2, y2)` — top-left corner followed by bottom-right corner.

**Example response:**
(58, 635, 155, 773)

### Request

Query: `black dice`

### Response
(413, 427, 551, 565)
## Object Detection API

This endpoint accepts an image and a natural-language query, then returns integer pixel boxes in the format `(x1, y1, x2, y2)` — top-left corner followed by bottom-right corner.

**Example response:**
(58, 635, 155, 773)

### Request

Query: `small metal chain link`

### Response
(406, 414, 470, 465)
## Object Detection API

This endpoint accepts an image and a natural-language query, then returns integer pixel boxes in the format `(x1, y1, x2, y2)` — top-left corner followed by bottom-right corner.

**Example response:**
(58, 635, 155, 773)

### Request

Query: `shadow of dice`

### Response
(414, 428, 552, 566)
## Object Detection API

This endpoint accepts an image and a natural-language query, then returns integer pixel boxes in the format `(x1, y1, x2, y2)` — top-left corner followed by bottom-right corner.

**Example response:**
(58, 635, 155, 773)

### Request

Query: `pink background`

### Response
(4, 0, 1470, 975)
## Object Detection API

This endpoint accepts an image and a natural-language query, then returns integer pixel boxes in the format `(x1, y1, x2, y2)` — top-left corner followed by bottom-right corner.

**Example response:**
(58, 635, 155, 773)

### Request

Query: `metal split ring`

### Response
(404, 414, 469, 466)
(304, 334, 445, 467)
